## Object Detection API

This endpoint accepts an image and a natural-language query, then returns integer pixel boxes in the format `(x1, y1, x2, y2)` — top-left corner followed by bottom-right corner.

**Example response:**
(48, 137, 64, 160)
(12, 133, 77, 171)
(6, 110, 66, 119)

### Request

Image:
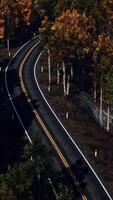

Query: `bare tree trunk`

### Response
(66, 111, 69, 119)
(94, 69, 97, 102)
(106, 102, 110, 132)
(71, 66, 73, 78)
(93, 64, 97, 102)
(62, 61, 66, 96)
(99, 77, 103, 126)
(57, 62, 60, 85)
(66, 75, 70, 96)
(47, 47, 51, 84)
(48, 85, 51, 92)
(94, 80, 97, 103)
(41, 65, 44, 72)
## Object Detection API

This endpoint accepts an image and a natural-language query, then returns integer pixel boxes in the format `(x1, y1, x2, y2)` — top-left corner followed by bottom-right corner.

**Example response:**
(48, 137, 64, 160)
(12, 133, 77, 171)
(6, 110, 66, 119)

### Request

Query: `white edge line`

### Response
(34, 51, 112, 200)
(4, 36, 40, 144)
(5, 37, 57, 197)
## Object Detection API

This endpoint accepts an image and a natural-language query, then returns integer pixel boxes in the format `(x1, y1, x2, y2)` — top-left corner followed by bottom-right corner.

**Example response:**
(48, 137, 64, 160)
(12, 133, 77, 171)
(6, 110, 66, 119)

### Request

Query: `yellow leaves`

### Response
(94, 32, 113, 74)
(51, 24, 55, 31)
(51, 9, 95, 43)
(39, 16, 52, 33)
(41, 16, 49, 28)
(84, 47, 90, 54)
(46, 8, 97, 61)
(96, 47, 99, 52)
(96, 33, 113, 57)
(48, 8, 97, 60)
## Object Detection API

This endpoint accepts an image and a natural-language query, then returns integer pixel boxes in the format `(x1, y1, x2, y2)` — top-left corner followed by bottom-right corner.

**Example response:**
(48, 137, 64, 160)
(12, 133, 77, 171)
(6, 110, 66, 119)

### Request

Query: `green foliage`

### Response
(0, 134, 75, 199)
(71, 0, 95, 14)
(33, 0, 57, 20)
(38, 1, 113, 102)
(56, 183, 74, 200)
(0, 134, 53, 200)
(104, 75, 113, 103)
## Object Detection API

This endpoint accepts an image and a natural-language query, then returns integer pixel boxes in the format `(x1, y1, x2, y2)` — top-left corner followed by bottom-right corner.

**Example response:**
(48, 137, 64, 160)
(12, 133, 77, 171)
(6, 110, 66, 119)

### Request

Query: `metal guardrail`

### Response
(79, 92, 113, 132)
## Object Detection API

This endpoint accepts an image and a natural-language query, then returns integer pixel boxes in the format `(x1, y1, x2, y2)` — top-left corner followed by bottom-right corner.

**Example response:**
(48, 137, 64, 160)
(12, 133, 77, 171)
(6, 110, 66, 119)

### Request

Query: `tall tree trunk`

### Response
(106, 102, 110, 132)
(71, 66, 73, 78)
(41, 65, 44, 72)
(93, 60, 97, 102)
(47, 47, 51, 84)
(66, 75, 70, 96)
(62, 61, 66, 96)
(57, 62, 60, 85)
(99, 77, 103, 126)
(94, 80, 97, 102)
(93, 68, 97, 102)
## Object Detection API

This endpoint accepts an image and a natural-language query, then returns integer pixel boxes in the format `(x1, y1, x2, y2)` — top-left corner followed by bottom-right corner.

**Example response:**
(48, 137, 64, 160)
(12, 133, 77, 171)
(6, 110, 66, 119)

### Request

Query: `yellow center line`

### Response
(19, 42, 88, 200)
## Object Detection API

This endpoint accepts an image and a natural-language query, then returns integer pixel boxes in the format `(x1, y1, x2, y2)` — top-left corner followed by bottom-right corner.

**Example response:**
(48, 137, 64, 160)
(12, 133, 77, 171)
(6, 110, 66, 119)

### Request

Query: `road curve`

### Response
(34, 52, 113, 200)
(19, 43, 87, 200)
(5, 37, 87, 200)
(5, 38, 112, 200)
(5, 37, 58, 198)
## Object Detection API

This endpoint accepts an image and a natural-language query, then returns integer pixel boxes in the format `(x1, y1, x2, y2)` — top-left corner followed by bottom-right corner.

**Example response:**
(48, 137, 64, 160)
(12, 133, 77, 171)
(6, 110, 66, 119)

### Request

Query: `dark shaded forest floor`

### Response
(0, 46, 24, 172)
(37, 56, 113, 198)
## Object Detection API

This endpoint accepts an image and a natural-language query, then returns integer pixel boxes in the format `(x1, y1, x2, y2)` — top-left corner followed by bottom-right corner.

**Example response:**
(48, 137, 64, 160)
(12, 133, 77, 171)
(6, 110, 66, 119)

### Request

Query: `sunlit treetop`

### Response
(50, 9, 96, 57)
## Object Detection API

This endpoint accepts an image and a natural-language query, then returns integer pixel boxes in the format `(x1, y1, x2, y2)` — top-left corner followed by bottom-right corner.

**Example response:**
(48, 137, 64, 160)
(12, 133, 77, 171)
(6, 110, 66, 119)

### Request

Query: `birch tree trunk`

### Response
(66, 75, 70, 96)
(106, 102, 110, 132)
(41, 65, 44, 72)
(47, 47, 51, 84)
(71, 66, 73, 78)
(94, 80, 97, 103)
(99, 77, 103, 126)
(94, 68, 97, 102)
(57, 62, 60, 85)
(93, 54, 97, 102)
(62, 61, 66, 96)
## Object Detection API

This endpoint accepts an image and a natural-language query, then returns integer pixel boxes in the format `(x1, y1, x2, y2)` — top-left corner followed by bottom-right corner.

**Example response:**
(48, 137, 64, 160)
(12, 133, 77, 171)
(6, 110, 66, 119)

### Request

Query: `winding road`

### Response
(5, 36, 112, 200)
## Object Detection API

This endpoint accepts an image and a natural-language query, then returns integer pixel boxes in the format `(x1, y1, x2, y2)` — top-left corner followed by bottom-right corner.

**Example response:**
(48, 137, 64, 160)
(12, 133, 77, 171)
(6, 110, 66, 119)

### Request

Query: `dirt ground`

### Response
(0, 47, 19, 61)
(37, 56, 113, 198)
(0, 46, 113, 197)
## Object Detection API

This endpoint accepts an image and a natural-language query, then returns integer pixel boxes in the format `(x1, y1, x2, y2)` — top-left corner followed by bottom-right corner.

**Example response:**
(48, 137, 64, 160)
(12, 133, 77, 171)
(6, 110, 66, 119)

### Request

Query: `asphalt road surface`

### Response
(5, 37, 112, 200)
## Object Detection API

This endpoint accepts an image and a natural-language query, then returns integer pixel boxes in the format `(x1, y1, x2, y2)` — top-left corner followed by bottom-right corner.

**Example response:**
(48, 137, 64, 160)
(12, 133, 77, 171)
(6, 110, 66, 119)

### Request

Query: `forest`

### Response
(0, 0, 113, 199)
(35, 0, 113, 132)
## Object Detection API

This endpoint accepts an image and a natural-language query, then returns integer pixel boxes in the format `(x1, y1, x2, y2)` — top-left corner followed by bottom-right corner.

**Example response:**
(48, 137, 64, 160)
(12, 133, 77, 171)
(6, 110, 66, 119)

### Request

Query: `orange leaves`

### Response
(2, 0, 32, 25)
(39, 9, 96, 61)
(39, 16, 51, 35)
(96, 33, 113, 56)
(51, 9, 80, 35)
(17, 0, 32, 24)
(93, 32, 113, 77)
(52, 9, 95, 40)
(50, 9, 95, 59)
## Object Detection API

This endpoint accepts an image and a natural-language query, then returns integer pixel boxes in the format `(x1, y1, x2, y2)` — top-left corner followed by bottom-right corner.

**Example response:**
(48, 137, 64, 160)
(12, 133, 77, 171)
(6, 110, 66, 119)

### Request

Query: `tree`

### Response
(33, 0, 57, 20)
(72, 0, 113, 37)
(40, 9, 95, 96)
(0, 0, 33, 45)
(56, 183, 74, 200)
(104, 75, 113, 132)
(92, 33, 113, 128)
(55, 0, 72, 15)
(0, 135, 54, 200)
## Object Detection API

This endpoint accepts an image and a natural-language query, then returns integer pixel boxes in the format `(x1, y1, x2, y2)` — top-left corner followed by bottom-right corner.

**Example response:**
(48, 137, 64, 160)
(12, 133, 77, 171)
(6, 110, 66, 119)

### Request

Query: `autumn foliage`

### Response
(50, 9, 95, 58)
(0, 0, 32, 39)
(39, 0, 113, 127)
